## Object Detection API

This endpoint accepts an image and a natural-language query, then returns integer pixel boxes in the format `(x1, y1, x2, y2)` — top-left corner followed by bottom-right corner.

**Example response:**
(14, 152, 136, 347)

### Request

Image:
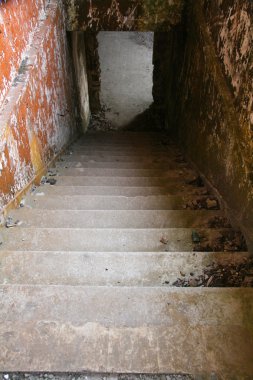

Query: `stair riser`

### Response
(0, 251, 249, 286)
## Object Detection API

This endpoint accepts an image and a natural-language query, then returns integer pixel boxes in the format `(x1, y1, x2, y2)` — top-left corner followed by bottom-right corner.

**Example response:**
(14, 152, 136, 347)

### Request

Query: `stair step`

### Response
(24, 195, 207, 210)
(73, 142, 172, 148)
(70, 145, 175, 153)
(72, 139, 173, 146)
(0, 228, 235, 252)
(52, 167, 195, 178)
(33, 185, 206, 196)
(66, 149, 176, 156)
(56, 161, 186, 169)
(79, 132, 166, 140)
(52, 176, 195, 187)
(77, 137, 168, 145)
(75, 134, 170, 143)
(60, 155, 183, 163)
(0, 285, 252, 374)
(0, 250, 249, 286)
(9, 209, 223, 228)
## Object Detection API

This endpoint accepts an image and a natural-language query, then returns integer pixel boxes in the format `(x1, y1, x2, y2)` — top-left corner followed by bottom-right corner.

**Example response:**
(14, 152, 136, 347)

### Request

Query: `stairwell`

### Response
(0, 131, 252, 377)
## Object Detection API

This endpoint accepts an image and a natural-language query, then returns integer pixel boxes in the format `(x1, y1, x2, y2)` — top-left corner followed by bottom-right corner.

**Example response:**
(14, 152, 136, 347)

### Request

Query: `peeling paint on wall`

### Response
(0, 0, 77, 212)
(0, 0, 47, 109)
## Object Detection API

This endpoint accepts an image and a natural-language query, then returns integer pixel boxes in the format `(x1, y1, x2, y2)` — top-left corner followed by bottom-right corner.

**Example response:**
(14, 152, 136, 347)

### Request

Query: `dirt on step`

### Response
(193, 229, 248, 252)
(169, 256, 253, 288)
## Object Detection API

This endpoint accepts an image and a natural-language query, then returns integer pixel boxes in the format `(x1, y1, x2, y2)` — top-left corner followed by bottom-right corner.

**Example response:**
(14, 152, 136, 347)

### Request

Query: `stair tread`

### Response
(0, 285, 252, 374)
(9, 209, 223, 228)
(0, 227, 239, 252)
(60, 155, 184, 162)
(53, 167, 195, 178)
(32, 184, 207, 196)
(56, 162, 187, 170)
(50, 176, 203, 187)
(22, 194, 216, 210)
(0, 250, 249, 286)
(64, 151, 179, 157)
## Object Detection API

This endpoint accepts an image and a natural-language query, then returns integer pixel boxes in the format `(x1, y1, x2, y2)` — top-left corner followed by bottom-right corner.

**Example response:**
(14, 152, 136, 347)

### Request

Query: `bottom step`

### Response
(0, 286, 252, 376)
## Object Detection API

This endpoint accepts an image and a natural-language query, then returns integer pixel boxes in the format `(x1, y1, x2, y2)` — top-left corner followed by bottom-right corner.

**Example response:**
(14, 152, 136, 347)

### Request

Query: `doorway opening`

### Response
(96, 32, 154, 130)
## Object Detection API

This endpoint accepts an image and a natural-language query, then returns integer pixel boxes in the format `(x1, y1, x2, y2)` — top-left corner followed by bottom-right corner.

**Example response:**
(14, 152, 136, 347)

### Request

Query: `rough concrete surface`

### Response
(166, 0, 253, 247)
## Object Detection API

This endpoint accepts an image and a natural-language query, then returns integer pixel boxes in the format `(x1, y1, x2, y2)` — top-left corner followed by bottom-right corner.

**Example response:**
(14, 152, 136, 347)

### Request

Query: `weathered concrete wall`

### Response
(168, 0, 253, 244)
(204, 0, 253, 149)
(0, 0, 78, 213)
(71, 32, 90, 131)
(63, 0, 184, 31)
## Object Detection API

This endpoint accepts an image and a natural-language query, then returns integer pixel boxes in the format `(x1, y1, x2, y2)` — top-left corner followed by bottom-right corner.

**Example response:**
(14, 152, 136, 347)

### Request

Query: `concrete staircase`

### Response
(0, 131, 253, 378)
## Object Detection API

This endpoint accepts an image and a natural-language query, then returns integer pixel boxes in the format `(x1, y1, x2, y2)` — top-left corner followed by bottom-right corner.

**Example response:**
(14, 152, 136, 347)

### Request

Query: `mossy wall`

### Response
(168, 0, 253, 245)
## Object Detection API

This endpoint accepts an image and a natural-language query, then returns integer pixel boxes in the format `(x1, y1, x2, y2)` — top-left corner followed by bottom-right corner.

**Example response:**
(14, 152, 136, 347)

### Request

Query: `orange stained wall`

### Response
(0, 0, 78, 212)
(0, 0, 47, 108)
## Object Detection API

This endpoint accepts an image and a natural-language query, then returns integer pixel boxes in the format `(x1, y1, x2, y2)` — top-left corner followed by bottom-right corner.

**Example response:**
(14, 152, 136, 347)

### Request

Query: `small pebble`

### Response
(206, 198, 218, 209)
(160, 236, 169, 244)
(189, 278, 198, 287)
(20, 199, 25, 207)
